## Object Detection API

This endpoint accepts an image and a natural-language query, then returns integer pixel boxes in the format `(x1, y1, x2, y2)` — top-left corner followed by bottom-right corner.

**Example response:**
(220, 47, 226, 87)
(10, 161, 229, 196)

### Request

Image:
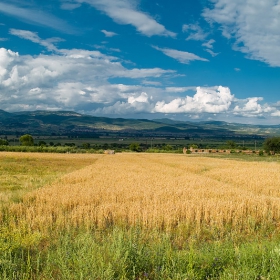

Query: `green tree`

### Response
(264, 137, 280, 154)
(226, 140, 236, 149)
(19, 134, 34, 146)
(163, 144, 173, 151)
(0, 139, 9, 145)
(38, 140, 47, 146)
(190, 144, 198, 149)
(65, 143, 75, 147)
(129, 143, 141, 152)
(82, 143, 91, 149)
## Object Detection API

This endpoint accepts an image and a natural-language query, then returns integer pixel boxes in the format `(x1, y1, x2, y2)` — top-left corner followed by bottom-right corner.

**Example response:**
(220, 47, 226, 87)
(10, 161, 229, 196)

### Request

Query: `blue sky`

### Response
(0, 0, 279, 124)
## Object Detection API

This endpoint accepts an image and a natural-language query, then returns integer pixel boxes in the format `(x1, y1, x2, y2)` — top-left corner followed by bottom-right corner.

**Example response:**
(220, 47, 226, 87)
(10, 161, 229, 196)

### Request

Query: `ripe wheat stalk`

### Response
(8, 153, 280, 235)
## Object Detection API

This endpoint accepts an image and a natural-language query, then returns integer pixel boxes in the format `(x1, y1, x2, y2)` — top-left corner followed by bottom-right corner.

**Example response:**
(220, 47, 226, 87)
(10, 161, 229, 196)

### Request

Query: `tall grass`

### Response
(1, 226, 280, 279)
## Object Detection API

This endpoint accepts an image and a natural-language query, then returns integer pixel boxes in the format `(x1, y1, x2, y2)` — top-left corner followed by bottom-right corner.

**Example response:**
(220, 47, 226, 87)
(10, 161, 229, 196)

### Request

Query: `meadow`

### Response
(1, 152, 280, 279)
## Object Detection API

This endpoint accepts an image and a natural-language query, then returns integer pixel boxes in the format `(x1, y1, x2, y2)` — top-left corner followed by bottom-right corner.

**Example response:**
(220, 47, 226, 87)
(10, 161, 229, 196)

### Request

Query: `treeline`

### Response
(0, 143, 184, 154)
(1, 134, 280, 154)
(0, 145, 105, 154)
(0, 134, 186, 153)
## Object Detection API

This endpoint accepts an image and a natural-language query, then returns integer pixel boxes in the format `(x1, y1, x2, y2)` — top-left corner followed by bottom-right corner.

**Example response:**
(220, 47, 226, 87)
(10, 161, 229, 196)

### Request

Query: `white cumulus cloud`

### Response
(128, 92, 149, 104)
(271, 111, 280, 117)
(154, 86, 234, 113)
(233, 97, 272, 117)
(0, 46, 175, 112)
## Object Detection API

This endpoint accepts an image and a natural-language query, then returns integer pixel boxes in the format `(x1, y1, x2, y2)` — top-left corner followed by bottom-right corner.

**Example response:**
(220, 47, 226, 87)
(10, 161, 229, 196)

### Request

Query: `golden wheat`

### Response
(8, 153, 280, 234)
(0, 152, 98, 206)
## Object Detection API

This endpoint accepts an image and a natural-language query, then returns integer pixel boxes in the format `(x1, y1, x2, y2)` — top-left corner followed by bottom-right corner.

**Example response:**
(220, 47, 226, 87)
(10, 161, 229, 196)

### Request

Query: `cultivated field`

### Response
(1, 152, 280, 279)
(10, 153, 280, 234)
(0, 152, 97, 206)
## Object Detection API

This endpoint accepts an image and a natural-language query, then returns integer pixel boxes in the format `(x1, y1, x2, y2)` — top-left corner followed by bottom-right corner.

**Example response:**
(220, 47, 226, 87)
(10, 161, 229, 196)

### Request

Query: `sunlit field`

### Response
(0, 152, 98, 206)
(1, 152, 280, 279)
(11, 153, 280, 234)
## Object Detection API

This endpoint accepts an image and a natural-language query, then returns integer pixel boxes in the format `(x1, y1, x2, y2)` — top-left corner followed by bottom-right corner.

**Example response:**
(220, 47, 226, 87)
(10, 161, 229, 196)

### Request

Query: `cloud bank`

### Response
(1, 45, 279, 123)
(0, 47, 173, 112)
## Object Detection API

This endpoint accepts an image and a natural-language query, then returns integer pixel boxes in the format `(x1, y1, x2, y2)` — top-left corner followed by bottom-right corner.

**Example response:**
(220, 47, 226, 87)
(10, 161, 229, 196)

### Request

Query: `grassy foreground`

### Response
(1, 152, 280, 279)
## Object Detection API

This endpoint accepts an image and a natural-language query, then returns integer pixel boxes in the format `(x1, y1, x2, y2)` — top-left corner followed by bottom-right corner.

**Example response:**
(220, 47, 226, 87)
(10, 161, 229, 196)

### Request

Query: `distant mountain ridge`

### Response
(0, 109, 279, 138)
(0, 109, 12, 118)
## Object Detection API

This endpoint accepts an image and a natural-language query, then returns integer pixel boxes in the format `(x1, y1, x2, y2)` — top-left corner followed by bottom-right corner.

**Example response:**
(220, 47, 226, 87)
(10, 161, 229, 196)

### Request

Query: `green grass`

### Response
(1, 226, 280, 279)
(201, 152, 280, 162)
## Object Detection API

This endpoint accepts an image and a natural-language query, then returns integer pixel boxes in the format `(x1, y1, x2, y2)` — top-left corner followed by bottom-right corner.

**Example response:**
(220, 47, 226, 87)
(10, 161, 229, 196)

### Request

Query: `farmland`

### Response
(1, 152, 280, 279)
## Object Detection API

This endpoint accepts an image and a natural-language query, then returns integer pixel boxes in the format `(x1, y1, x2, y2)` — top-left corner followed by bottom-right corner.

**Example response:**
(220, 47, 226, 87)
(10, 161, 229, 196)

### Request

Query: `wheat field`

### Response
(7, 153, 280, 236)
(0, 152, 97, 206)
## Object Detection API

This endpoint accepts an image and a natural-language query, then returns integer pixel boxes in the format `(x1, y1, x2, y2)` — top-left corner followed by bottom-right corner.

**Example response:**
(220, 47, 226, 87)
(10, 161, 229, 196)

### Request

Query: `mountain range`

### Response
(0, 109, 279, 139)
